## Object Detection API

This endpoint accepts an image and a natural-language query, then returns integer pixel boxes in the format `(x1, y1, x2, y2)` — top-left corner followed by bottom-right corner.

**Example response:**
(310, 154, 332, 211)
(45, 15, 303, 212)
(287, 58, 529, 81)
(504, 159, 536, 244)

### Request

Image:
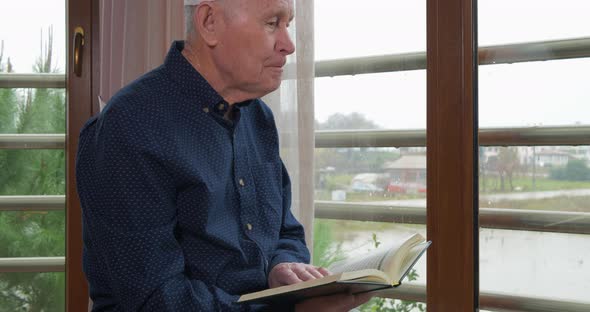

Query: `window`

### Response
(478, 0, 590, 309)
(0, 1, 67, 311)
(313, 1, 427, 310)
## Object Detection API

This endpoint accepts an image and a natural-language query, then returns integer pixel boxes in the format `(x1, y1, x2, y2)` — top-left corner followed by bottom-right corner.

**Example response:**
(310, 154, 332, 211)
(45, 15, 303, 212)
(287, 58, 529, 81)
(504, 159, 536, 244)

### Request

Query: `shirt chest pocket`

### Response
(250, 161, 283, 219)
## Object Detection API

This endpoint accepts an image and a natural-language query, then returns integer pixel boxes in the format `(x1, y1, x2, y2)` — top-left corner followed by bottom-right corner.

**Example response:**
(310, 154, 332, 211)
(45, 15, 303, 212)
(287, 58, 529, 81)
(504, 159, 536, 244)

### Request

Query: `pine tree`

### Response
(0, 41, 19, 193)
(0, 27, 66, 312)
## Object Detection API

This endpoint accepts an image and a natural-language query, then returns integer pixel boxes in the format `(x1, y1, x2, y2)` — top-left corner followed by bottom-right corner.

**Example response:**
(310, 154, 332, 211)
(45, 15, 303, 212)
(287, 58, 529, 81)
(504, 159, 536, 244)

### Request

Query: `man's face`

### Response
(213, 0, 295, 98)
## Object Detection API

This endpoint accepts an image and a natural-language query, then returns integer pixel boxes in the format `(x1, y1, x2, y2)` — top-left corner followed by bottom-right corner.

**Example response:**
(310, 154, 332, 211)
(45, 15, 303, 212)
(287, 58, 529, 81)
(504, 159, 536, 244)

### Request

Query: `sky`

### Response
(0, 0, 66, 74)
(0, 0, 589, 129)
(314, 0, 590, 129)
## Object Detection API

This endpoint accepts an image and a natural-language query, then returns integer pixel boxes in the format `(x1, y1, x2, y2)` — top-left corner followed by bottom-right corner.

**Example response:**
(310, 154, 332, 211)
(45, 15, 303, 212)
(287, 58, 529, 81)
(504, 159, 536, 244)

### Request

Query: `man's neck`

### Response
(181, 40, 253, 106)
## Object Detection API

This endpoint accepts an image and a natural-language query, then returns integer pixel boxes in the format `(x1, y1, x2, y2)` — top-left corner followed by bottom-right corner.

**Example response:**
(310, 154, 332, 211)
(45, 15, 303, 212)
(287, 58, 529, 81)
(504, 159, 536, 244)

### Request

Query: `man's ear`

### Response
(195, 3, 221, 47)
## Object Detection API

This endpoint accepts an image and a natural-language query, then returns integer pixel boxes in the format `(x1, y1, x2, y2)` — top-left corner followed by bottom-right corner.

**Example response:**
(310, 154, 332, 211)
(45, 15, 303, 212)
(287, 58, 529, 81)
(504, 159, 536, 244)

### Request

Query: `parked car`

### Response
(386, 181, 427, 194)
(350, 181, 382, 192)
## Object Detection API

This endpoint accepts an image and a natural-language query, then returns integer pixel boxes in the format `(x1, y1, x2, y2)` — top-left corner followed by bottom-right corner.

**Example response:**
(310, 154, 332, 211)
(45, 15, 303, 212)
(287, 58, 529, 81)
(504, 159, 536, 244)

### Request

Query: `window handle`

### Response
(73, 26, 85, 77)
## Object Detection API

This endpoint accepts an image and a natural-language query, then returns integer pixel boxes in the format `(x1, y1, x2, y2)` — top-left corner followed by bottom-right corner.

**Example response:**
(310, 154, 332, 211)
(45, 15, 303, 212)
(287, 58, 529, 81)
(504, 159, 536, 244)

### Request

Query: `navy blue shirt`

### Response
(76, 41, 310, 311)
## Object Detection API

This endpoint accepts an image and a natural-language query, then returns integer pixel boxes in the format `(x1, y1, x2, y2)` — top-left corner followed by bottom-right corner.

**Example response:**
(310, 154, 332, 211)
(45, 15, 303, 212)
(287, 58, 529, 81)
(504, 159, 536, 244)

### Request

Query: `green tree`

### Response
(550, 159, 590, 181)
(0, 27, 66, 312)
(496, 147, 520, 192)
(317, 112, 380, 130)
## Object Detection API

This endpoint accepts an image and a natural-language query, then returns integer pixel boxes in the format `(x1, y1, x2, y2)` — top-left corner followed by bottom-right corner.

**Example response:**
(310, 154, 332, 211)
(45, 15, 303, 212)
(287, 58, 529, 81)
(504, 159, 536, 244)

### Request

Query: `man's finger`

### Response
(305, 266, 325, 279)
(291, 264, 317, 281)
(316, 266, 331, 276)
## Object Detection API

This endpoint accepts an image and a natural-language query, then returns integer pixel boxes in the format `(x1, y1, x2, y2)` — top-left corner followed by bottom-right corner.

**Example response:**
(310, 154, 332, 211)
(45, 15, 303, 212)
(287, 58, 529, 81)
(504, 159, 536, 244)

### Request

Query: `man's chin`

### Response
(262, 80, 283, 94)
(245, 78, 283, 99)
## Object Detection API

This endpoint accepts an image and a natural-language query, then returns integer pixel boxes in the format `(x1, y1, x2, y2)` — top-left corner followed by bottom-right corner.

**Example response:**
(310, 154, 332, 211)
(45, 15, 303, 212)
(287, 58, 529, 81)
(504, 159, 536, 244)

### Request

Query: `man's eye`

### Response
(267, 19, 279, 27)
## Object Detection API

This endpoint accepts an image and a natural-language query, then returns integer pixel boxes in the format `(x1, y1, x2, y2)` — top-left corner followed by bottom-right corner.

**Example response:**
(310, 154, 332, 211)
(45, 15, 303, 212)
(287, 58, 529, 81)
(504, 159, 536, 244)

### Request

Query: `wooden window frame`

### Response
(66, 0, 99, 310)
(427, 0, 478, 310)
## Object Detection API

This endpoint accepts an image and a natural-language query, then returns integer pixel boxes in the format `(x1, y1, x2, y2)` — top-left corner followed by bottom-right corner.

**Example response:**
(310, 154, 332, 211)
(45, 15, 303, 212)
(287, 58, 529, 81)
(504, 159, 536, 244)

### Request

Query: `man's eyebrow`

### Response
(264, 7, 294, 21)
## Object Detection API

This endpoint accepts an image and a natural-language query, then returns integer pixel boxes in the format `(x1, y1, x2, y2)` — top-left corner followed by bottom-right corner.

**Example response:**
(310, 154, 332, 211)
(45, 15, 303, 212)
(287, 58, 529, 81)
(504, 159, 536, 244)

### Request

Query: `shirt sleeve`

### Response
(77, 111, 263, 311)
(268, 160, 311, 270)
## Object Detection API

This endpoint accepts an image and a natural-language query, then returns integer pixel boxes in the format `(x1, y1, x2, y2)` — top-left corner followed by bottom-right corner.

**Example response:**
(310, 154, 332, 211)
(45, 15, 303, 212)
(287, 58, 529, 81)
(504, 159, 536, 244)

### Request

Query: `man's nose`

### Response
(276, 27, 295, 55)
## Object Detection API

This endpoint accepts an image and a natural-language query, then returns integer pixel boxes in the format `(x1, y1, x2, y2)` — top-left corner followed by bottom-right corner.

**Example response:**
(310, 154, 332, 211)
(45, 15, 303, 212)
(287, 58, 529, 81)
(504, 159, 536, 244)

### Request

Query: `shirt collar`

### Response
(162, 41, 253, 114)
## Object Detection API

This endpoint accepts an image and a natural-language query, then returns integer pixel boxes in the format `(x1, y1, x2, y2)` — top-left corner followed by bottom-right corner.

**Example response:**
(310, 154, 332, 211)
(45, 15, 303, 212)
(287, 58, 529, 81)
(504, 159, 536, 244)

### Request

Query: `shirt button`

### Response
(239, 179, 245, 187)
(246, 223, 253, 231)
(218, 103, 225, 111)
(203, 107, 210, 113)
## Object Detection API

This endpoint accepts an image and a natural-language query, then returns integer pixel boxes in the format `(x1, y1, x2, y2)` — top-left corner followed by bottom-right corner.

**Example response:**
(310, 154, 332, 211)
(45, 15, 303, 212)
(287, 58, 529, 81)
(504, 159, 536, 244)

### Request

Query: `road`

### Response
(369, 188, 590, 207)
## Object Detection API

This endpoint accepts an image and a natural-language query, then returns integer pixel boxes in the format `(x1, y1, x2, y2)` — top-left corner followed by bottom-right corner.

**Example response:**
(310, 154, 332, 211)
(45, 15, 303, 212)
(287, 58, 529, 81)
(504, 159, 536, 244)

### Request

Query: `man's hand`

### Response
(268, 262, 330, 288)
(295, 292, 373, 312)
(268, 263, 374, 311)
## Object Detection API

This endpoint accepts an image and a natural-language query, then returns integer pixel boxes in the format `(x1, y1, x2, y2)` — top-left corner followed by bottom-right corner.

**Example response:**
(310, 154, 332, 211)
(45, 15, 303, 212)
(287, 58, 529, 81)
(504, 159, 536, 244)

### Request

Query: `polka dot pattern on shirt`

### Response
(76, 41, 309, 311)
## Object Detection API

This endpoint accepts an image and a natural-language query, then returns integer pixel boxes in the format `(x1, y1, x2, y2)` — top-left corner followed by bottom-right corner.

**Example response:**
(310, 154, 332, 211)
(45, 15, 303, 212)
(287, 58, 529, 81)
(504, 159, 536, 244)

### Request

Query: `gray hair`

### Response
(184, 5, 197, 38)
(184, 1, 219, 38)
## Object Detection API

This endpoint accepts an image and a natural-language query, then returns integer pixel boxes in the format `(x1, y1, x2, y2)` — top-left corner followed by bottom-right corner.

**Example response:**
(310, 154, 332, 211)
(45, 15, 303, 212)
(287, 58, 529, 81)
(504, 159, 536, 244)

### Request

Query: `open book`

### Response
(238, 232, 431, 304)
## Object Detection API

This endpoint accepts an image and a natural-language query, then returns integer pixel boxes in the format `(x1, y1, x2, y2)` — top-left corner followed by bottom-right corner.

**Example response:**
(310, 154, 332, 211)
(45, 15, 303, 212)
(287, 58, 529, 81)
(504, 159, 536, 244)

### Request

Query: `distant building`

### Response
(535, 150, 571, 167)
(383, 154, 426, 190)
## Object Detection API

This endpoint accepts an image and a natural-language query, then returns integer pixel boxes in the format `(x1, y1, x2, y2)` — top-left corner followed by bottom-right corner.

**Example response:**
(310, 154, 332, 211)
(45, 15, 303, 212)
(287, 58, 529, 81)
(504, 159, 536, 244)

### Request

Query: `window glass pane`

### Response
(314, 1, 427, 309)
(314, 147, 427, 310)
(479, 1, 590, 306)
(0, 88, 66, 134)
(479, 145, 590, 303)
(0, 272, 65, 311)
(315, 0, 425, 60)
(478, 0, 590, 46)
(315, 71, 426, 131)
(479, 59, 590, 128)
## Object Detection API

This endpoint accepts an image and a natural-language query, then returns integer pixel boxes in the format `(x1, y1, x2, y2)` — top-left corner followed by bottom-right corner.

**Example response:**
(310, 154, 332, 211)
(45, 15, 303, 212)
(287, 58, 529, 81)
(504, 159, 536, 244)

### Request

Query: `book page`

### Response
(379, 233, 425, 280)
(328, 248, 391, 274)
(328, 233, 426, 283)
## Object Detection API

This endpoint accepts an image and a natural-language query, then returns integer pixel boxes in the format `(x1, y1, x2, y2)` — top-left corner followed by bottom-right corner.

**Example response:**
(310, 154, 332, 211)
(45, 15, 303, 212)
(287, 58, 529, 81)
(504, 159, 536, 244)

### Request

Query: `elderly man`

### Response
(76, 0, 370, 310)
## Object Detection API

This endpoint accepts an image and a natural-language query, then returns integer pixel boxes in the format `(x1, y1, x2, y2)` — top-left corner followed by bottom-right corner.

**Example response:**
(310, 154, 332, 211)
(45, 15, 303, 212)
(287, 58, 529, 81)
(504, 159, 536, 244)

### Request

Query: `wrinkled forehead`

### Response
(185, 0, 294, 11)
(184, 0, 208, 5)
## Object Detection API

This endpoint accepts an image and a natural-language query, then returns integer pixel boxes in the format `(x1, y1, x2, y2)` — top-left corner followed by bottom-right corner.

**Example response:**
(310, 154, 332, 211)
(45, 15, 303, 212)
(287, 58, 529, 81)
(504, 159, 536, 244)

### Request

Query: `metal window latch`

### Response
(73, 26, 85, 77)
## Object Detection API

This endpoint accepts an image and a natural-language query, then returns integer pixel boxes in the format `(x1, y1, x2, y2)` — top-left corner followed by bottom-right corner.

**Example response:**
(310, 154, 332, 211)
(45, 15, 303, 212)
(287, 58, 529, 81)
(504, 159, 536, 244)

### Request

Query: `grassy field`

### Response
(481, 195, 590, 212)
(480, 176, 590, 193)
